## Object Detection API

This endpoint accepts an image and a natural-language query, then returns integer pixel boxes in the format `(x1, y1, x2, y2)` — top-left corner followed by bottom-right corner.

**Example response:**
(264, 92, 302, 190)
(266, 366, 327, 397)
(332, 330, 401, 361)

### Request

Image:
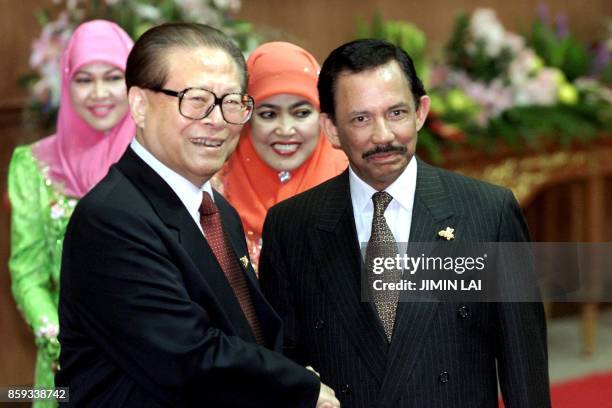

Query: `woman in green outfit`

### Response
(8, 20, 134, 406)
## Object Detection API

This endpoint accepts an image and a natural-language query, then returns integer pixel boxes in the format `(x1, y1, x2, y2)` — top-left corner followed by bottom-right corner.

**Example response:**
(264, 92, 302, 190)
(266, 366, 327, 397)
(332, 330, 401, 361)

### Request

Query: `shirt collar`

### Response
(386, 156, 416, 212)
(130, 138, 214, 216)
(349, 155, 417, 212)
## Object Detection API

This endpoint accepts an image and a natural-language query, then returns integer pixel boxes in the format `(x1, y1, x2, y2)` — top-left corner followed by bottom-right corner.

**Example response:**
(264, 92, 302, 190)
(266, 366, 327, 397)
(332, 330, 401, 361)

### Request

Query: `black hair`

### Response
(125, 23, 247, 91)
(318, 39, 426, 120)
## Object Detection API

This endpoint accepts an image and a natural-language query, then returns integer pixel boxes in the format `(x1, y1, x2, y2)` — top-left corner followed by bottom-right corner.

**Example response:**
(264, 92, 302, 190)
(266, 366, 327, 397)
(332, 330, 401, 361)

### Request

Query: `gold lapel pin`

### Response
(239, 255, 250, 269)
(437, 227, 455, 240)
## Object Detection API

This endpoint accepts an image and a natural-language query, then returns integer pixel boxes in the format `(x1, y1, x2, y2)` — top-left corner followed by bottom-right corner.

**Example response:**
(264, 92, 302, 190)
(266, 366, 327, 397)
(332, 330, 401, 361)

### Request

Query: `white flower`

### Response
(134, 3, 162, 21)
(575, 78, 612, 104)
(176, 0, 221, 26)
(65, 0, 82, 11)
(213, 0, 230, 9)
(514, 68, 559, 106)
(508, 49, 538, 86)
(504, 32, 525, 55)
(213, 0, 242, 12)
(470, 8, 507, 58)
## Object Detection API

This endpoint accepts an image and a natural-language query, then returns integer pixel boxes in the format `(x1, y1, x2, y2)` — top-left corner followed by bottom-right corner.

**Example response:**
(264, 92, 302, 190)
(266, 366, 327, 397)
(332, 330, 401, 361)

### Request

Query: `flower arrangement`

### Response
(356, 8, 612, 163)
(23, 0, 260, 131)
(592, 20, 612, 85)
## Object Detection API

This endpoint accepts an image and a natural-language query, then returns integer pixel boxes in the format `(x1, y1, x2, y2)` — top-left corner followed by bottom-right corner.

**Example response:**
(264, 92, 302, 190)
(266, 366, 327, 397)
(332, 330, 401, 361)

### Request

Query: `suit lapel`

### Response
(378, 158, 459, 407)
(116, 148, 256, 342)
(310, 170, 388, 385)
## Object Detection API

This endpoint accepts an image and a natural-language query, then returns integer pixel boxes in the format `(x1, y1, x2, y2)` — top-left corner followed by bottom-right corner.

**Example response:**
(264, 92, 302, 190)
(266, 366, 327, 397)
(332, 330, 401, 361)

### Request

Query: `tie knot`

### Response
(200, 191, 218, 216)
(372, 191, 393, 213)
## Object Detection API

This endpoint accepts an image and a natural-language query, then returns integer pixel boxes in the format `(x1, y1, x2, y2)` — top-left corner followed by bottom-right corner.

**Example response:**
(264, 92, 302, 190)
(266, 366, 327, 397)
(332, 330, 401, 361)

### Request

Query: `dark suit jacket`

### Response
(259, 159, 550, 408)
(56, 148, 319, 407)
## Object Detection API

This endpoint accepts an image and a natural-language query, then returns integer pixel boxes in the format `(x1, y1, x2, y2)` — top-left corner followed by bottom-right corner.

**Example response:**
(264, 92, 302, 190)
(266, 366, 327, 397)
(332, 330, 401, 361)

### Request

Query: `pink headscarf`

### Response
(33, 20, 135, 198)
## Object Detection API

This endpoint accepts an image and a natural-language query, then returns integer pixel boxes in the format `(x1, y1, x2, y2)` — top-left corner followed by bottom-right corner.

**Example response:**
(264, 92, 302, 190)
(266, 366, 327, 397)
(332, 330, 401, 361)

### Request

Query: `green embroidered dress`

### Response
(8, 145, 77, 408)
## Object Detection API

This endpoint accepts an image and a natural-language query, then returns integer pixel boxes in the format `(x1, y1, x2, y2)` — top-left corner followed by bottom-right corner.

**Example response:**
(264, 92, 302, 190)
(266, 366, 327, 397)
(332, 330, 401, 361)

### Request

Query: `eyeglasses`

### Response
(150, 87, 254, 125)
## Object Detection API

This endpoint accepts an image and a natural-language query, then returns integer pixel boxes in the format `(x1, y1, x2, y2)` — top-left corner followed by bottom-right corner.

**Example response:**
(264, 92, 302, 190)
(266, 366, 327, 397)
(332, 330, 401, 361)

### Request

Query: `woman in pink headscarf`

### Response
(7, 20, 134, 405)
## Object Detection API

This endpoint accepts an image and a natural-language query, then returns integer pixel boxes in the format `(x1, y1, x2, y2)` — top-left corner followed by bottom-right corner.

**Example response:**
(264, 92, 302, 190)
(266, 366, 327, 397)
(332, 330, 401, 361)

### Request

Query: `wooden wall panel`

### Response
(0, 0, 56, 111)
(0, 0, 55, 388)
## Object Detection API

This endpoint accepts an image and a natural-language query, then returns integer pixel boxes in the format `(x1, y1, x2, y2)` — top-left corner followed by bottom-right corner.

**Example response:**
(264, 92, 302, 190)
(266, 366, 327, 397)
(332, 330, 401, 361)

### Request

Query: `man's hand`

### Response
(317, 381, 340, 408)
(306, 366, 319, 377)
(306, 366, 340, 408)
(306, 367, 340, 408)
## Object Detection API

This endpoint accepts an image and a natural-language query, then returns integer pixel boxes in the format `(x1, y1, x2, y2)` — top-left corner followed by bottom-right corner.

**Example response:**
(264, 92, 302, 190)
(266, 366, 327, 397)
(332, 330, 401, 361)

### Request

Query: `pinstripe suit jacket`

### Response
(259, 158, 551, 408)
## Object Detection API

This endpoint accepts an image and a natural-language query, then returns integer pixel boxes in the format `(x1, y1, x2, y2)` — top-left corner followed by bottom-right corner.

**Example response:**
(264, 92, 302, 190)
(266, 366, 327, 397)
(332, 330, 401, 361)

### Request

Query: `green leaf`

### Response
(231, 21, 253, 33)
(355, 15, 370, 38)
(34, 9, 49, 26)
(417, 129, 443, 164)
(372, 11, 384, 38)
(561, 39, 589, 80)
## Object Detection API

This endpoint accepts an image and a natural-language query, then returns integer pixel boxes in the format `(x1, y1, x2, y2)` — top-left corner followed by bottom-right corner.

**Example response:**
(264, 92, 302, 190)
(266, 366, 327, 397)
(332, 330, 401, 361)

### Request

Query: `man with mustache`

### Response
(259, 39, 550, 407)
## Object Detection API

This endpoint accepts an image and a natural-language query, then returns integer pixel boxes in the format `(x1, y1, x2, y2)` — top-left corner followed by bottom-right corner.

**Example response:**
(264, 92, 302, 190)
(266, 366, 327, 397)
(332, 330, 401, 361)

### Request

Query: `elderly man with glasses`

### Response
(56, 23, 339, 408)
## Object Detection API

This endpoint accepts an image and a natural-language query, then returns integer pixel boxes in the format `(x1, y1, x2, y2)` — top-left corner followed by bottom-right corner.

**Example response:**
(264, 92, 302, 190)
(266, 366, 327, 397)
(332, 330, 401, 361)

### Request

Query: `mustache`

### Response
(362, 144, 407, 159)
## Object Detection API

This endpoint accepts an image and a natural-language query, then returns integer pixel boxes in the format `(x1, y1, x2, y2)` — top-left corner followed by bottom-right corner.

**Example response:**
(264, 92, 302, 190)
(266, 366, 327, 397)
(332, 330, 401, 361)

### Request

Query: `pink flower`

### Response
(504, 33, 525, 55)
(508, 49, 538, 86)
(514, 68, 558, 106)
(429, 65, 451, 89)
(50, 202, 66, 219)
(30, 12, 71, 69)
(36, 317, 59, 339)
(31, 78, 51, 105)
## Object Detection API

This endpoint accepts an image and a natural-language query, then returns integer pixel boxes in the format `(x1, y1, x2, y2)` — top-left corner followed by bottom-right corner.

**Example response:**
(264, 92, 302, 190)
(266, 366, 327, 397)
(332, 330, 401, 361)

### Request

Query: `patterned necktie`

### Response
(200, 192, 265, 345)
(365, 191, 401, 342)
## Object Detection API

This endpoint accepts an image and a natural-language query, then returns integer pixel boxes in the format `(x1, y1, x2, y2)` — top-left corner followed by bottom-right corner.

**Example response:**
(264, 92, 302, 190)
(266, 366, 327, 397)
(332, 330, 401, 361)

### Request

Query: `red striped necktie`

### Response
(200, 192, 265, 344)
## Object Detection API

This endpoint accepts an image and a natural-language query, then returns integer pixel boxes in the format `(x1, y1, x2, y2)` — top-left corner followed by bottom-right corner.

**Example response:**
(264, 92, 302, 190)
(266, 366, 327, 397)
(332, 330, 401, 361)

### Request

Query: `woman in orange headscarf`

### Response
(217, 42, 347, 269)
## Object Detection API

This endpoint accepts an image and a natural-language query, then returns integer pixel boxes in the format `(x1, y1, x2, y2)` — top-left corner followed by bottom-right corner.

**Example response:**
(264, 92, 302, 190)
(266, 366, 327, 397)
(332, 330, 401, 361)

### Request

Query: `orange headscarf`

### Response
(219, 42, 347, 263)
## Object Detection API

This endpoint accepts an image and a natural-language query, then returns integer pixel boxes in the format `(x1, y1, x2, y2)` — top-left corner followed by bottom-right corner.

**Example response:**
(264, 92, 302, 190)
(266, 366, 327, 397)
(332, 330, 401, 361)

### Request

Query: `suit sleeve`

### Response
(494, 190, 551, 408)
(259, 207, 308, 365)
(63, 201, 319, 407)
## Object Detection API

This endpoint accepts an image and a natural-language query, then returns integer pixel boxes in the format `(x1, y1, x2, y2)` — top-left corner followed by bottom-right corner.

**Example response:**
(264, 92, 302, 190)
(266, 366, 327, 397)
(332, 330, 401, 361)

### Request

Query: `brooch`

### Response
(437, 227, 455, 240)
(239, 255, 250, 269)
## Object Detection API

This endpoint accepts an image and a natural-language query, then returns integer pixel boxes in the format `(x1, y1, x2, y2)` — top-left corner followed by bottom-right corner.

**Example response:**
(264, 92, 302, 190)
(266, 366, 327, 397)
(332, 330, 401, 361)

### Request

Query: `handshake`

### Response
(307, 366, 341, 408)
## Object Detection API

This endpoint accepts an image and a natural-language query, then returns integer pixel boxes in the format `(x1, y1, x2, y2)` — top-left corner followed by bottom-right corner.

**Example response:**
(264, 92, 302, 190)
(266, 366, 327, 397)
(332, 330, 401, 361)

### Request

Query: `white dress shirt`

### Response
(349, 156, 417, 249)
(130, 138, 213, 234)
